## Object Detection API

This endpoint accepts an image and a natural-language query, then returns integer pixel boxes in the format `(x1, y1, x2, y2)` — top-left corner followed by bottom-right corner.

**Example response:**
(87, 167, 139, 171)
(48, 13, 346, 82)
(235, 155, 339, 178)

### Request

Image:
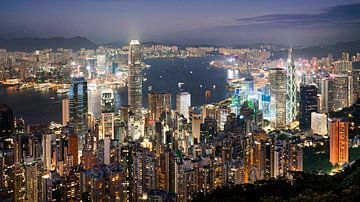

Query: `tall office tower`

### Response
(286, 47, 297, 124)
(333, 74, 351, 110)
(100, 89, 115, 140)
(176, 92, 191, 119)
(62, 99, 69, 126)
(320, 77, 334, 112)
(333, 60, 352, 74)
(299, 84, 318, 130)
(311, 112, 328, 136)
(69, 76, 88, 154)
(42, 133, 54, 171)
(0, 104, 14, 140)
(329, 119, 349, 165)
(128, 40, 142, 121)
(148, 92, 171, 121)
(270, 68, 287, 128)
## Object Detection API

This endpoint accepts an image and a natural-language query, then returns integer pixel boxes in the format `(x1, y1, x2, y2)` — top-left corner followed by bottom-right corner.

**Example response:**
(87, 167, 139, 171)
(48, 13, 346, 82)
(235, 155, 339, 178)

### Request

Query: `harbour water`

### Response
(0, 56, 244, 124)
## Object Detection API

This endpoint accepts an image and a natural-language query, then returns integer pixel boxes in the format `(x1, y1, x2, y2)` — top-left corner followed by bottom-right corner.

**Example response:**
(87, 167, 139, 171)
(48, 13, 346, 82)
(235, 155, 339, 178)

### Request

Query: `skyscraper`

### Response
(286, 47, 297, 124)
(320, 77, 334, 113)
(42, 133, 54, 171)
(299, 84, 318, 130)
(148, 92, 171, 121)
(62, 99, 69, 127)
(333, 74, 351, 111)
(69, 76, 88, 154)
(128, 40, 142, 121)
(176, 92, 191, 119)
(0, 104, 14, 140)
(270, 68, 287, 128)
(100, 89, 115, 140)
(329, 119, 349, 165)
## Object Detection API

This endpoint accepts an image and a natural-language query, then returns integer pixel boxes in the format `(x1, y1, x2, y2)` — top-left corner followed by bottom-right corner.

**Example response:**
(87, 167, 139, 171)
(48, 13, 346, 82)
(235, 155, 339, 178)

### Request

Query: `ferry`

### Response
(226, 78, 246, 90)
(56, 88, 69, 94)
(178, 82, 184, 88)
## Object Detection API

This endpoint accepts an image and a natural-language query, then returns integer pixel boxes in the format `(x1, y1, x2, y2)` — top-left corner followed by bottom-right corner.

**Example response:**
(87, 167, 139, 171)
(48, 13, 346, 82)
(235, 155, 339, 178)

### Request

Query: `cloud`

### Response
(185, 3, 360, 45)
(237, 3, 360, 26)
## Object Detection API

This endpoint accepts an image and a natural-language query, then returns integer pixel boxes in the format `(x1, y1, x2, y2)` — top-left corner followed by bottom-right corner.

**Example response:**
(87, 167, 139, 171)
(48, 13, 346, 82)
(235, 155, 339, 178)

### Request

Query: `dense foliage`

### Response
(193, 160, 360, 202)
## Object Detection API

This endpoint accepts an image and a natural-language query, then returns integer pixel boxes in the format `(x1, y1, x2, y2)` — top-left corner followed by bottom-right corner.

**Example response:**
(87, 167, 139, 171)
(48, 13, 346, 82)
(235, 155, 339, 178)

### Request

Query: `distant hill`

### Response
(272, 40, 360, 60)
(0, 36, 98, 52)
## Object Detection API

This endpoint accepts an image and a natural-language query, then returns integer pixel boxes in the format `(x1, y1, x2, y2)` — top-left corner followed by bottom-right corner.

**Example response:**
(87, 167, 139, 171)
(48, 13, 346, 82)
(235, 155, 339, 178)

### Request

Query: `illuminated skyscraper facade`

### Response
(0, 104, 14, 140)
(176, 92, 191, 119)
(270, 68, 287, 128)
(69, 76, 88, 153)
(128, 40, 142, 121)
(299, 84, 317, 130)
(148, 92, 171, 121)
(286, 47, 297, 124)
(329, 119, 349, 165)
(333, 74, 351, 111)
(100, 89, 115, 140)
(62, 99, 69, 127)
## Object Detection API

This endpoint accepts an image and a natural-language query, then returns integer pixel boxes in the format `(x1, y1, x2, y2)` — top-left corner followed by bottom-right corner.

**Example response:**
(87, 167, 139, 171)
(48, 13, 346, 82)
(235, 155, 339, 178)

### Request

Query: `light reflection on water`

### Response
(0, 56, 245, 124)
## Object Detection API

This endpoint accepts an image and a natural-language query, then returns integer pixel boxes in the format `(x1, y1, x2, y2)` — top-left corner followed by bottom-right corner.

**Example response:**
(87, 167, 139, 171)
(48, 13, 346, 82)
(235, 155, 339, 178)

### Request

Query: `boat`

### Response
(56, 88, 69, 94)
(178, 82, 184, 88)
(143, 78, 147, 82)
(49, 97, 55, 100)
(148, 86, 152, 91)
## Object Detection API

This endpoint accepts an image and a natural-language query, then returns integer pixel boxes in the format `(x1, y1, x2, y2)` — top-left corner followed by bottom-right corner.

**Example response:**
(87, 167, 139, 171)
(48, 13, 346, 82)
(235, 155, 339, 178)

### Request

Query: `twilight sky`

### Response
(0, 0, 360, 45)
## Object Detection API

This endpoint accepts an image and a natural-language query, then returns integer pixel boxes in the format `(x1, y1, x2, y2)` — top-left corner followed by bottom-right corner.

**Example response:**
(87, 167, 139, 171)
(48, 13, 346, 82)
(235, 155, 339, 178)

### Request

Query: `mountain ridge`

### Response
(0, 36, 98, 52)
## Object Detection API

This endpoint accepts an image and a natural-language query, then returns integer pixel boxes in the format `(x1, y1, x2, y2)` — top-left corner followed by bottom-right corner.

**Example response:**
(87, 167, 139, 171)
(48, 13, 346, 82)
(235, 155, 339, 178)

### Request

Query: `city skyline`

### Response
(0, 0, 360, 45)
(1, 1, 360, 201)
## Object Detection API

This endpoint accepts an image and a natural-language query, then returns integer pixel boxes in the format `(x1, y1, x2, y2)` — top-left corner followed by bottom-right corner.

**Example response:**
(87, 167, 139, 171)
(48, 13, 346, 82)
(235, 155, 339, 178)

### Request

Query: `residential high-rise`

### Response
(329, 119, 349, 165)
(128, 40, 142, 121)
(148, 92, 171, 121)
(270, 68, 287, 128)
(62, 99, 69, 126)
(69, 76, 88, 154)
(333, 74, 351, 111)
(42, 133, 54, 171)
(286, 47, 297, 124)
(353, 67, 360, 100)
(299, 84, 318, 130)
(176, 92, 191, 119)
(333, 60, 352, 74)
